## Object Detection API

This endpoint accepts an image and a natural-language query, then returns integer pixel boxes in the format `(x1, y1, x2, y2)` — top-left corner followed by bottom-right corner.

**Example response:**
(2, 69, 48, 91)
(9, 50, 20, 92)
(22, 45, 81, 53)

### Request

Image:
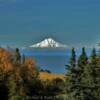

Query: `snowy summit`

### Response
(29, 38, 68, 48)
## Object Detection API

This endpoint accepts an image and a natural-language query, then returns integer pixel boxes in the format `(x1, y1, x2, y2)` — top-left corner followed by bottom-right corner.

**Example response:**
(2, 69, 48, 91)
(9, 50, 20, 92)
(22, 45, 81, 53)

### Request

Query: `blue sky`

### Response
(0, 0, 100, 47)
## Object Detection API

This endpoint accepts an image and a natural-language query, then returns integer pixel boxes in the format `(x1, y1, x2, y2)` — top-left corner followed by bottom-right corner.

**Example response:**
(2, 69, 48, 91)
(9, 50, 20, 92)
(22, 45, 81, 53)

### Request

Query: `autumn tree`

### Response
(22, 54, 25, 64)
(0, 48, 13, 81)
(8, 71, 28, 100)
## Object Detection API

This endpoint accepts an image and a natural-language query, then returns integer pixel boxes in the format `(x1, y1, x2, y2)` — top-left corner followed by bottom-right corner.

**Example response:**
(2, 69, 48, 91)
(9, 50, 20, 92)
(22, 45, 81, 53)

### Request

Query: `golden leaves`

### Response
(0, 48, 13, 72)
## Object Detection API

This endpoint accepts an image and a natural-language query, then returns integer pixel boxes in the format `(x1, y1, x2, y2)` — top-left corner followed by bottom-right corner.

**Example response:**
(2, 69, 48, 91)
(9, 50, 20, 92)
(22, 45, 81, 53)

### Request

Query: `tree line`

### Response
(0, 47, 100, 100)
(66, 47, 100, 100)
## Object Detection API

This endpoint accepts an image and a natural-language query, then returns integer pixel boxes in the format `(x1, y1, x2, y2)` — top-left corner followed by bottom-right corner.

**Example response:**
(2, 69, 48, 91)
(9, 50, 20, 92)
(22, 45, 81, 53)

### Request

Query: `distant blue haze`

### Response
(21, 48, 99, 73)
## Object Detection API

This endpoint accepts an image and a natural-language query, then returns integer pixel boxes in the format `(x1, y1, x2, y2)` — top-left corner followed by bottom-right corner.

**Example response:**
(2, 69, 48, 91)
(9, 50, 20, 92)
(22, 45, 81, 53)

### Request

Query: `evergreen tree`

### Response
(90, 48, 97, 65)
(78, 47, 88, 67)
(15, 48, 21, 64)
(66, 48, 81, 100)
(66, 47, 90, 100)
(81, 48, 100, 100)
(69, 48, 76, 67)
(90, 48, 100, 100)
(89, 48, 97, 84)
(81, 63, 95, 100)
(75, 47, 89, 100)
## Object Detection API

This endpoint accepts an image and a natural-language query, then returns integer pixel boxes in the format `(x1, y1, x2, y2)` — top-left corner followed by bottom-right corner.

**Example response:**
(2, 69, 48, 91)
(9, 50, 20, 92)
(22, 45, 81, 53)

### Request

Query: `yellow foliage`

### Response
(25, 57, 37, 78)
(25, 57, 36, 66)
(39, 72, 65, 81)
(0, 48, 13, 73)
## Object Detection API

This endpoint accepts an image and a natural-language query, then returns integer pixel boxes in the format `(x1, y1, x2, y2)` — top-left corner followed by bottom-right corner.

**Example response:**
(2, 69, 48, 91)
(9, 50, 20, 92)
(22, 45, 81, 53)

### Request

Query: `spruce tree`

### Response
(15, 48, 21, 64)
(75, 47, 89, 100)
(74, 48, 99, 100)
(90, 48, 100, 100)
(81, 48, 100, 100)
(66, 47, 90, 100)
(70, 48, 76, 67)
(78, 47, 88, 67)
(66, 48, 81, 100)
(89, 48, 97, 84)
(90, 48, 97, 65)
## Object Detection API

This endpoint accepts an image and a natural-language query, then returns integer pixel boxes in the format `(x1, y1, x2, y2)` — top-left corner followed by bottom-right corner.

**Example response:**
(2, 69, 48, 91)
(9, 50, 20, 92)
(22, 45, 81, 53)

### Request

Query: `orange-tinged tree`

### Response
(24, 57, 38, 79)
(0, 48, 13, 80)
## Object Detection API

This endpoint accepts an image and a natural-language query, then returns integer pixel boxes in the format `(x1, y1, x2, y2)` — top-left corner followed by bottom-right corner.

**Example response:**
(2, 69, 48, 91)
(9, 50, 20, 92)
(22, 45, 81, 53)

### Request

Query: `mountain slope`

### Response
(30, 38, 68, 48)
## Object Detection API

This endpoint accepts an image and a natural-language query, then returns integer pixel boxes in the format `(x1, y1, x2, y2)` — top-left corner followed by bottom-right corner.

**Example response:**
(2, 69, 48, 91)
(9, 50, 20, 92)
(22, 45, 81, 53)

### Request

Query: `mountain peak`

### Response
(30, 38, 68, 48)
(45, 37, 53, 40)
(43, 37, 54, 41)
(43, 38, 56, 42)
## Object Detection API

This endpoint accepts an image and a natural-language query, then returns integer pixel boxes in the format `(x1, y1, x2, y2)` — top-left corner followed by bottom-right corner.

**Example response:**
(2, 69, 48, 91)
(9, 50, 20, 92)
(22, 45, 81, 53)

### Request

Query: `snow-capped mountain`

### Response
(29, 38, 68, 48)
